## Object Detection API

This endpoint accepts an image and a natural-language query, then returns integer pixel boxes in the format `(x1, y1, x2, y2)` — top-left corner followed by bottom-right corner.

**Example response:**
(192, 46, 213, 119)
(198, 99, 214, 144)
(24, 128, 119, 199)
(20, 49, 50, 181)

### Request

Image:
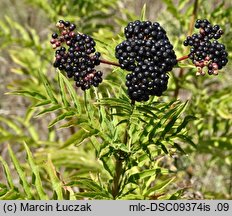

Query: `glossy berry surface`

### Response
(115, 20, 177, 102)
(50, 20, 103, 90)
(184, 19, 228, 76)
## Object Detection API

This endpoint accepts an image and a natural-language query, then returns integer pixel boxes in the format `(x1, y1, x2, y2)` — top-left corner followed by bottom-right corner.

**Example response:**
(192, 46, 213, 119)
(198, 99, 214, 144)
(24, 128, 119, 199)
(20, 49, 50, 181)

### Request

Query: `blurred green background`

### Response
(0, 0, 231, 199)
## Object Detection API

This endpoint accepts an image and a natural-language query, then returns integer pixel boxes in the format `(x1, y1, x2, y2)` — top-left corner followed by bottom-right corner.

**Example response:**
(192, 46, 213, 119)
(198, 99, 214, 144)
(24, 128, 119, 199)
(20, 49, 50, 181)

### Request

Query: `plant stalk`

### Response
(111, 100, 135, 199)
(100, 55, 189, 67)
(112, 159, 123, 199)
(100, 59, 120, 67)
(177, 55, 189, 62)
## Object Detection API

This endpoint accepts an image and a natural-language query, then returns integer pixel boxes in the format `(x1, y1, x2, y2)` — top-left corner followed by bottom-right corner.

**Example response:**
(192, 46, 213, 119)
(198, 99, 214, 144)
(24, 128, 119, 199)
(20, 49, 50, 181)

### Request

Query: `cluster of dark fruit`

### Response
(183, 19, 228, 76)
(115, 20, 177, 101)
(50, 20, 103, 90)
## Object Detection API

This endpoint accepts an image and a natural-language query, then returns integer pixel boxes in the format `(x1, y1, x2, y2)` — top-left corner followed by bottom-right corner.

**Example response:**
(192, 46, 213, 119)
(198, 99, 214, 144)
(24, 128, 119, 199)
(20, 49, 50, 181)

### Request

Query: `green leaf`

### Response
(58, 72, 81, 112)
(128, 168, 169, 184)
(44, 158, 63, 200)
(24, 143, 48, 200)
(58, 72, 70, 107)
(0, 157, 14, 189)
(67, 178, 111, 199)
(35, 100, 52, 107)
(7, 145, 33, 199)
(14, 114, 39, 142)
(172, 115, 197, 136)
(61, 127, 99, 148)
(0, 135, 30, 143)
(116, 119, 128, 126)
(178, 0, 190, 11)
(39, 71, 58, 104)
(5, 16, 30, 41)
(169, 189, 184, 200)
(0, 126, 11, 136)
(0, 184, 8, 196)
(75, 191, 111, 199)
(100, 157, 114, 177)
(173, 143, 186, 154)
(0, 116, 23, 135)
(58, 117, 88, 129)
(48, 111, 76, 128)
(163, 0, 181, 20)
(176, 134, 197, 148)
(160, 101, 188, 138)
(0, 188, 20, 200)
(36, 104, 61, 117)
(140, 4, 147, 21)
(144, 176, 176, 197)
(160, 142, 169, 154)
(99, 98, 132, 113)
(136, 105, 158, 118)
(6, 90, 47, 101)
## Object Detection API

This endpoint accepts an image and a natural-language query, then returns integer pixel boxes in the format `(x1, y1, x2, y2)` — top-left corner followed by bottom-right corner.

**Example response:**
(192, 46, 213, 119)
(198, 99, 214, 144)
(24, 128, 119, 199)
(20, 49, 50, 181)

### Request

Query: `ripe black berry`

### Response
(184, 19, 228, 76)
(115, 20, 177, 102)
(51, 20, 103, 90)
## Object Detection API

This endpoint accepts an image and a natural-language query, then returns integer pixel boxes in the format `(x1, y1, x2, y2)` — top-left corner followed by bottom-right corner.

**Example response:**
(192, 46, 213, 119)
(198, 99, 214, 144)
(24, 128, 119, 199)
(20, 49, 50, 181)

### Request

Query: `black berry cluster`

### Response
(50, 20, 103, 90)
(183, 19, 228, 76)
(115, 20, 177, 102)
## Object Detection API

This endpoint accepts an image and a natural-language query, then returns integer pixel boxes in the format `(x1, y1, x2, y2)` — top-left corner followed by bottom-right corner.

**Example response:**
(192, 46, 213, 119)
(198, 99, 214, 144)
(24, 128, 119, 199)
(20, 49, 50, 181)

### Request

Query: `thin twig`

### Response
(177, 55, 189, 62)
(100, 59, 120, 67)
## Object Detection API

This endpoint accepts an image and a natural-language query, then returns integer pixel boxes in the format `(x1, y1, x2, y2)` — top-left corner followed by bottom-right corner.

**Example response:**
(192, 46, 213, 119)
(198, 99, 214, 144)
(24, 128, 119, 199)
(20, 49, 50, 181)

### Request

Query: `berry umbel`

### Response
(115, 20, 177, 102)
(51, 20, 103, 90)
(183, 19, 228, 76)
(50, 19, 228, 102)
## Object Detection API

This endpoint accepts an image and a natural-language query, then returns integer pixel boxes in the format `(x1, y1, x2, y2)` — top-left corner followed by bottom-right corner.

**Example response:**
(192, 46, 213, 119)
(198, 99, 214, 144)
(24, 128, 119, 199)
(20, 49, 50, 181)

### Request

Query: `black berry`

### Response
(115, 20, 177, 102)
(184, 19, 228, 76)
(51, 20, 103, 90)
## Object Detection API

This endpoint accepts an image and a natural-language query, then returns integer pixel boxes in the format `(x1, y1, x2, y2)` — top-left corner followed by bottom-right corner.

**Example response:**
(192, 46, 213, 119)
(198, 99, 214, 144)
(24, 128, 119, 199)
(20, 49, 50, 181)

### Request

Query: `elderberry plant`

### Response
(1, 1, 231, 201)
(47, 17, 228, 199)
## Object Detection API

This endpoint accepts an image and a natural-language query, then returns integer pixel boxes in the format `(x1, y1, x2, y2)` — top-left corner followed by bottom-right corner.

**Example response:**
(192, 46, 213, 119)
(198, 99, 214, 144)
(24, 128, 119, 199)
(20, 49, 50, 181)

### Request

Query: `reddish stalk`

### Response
(100, 59, 120, 67)
(177, 55, 189, 62)
(100, 55, 189, 67)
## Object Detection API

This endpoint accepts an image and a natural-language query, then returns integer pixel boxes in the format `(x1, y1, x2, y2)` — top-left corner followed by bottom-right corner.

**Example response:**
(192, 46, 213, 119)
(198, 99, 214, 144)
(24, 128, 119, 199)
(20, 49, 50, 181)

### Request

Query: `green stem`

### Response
(112, 159, 123, 199)
(111, 100, 135, 199)
(84, 91, 92, 123)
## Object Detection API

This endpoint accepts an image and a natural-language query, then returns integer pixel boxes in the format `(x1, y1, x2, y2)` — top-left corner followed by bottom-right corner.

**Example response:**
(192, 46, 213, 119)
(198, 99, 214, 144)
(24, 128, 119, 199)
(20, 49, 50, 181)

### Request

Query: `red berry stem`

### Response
(100, 55, 190, 67)
(177, 55, 189, 62)
(100, 59, 121, 67)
